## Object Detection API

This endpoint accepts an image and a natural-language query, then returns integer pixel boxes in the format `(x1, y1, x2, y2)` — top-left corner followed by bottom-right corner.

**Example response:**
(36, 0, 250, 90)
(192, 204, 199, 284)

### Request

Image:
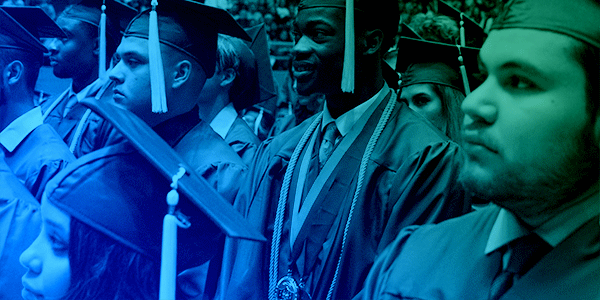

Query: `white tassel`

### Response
(341, 0, 355, 93)
(99, 2, 107, 79)
(159, 213, 177, 300)
(255, 108, 264, 135)
(459, 13, 466, 47)
(159, 167, 186, 300)
(149, 0, 168, 113)
(457, 46, 470, 95)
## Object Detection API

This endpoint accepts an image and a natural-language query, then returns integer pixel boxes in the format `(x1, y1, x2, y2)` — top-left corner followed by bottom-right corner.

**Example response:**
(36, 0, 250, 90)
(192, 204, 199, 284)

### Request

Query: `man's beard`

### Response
(459, 123, 599, 222)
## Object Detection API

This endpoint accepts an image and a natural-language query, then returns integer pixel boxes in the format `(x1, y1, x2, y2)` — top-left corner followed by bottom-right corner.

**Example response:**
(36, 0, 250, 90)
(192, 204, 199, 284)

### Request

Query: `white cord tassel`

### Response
(160, 213, 177, 300)
(254, 107, 264, 135)
(457, 46, 470, 95)
(149, 0, 168, 113)
(159, 167, 187, 300)
(341, 0, 355, 93)
(99, 2, 107, 79)
(459, 13, 466, 47)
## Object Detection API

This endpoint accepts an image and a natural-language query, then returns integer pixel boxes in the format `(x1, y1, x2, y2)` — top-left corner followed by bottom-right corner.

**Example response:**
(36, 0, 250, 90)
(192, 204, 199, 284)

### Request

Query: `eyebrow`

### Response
(117, 49, 147, 60)
(294, 19, 334, 30)
(44, 219, 69, 238)
(400, 92, 430, 100)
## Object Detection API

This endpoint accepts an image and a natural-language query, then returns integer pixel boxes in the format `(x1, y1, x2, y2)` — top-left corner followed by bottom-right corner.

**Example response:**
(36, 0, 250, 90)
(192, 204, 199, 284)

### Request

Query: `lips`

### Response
(292, 61, 316, 80)
(112, 89, 125, 102)
(21, 281, 43, 300)
(462, 131, 499, 154)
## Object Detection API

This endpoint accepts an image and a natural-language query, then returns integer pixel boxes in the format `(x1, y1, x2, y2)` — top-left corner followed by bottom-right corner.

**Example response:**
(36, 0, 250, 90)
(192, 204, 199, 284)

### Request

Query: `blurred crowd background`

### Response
(4, 0, 507, 139)
(3, 0, 506, 71)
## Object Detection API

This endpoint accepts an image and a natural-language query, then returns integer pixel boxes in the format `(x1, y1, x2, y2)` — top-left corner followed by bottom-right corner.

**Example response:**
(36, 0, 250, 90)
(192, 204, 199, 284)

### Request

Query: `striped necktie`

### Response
(488, 233, 552, 300)
(318, 121, 341, 171)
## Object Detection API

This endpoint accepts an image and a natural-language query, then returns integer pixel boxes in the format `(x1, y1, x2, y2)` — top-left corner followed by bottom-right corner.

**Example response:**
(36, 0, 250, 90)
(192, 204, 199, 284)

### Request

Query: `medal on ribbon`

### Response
(276, 275, 299, 300)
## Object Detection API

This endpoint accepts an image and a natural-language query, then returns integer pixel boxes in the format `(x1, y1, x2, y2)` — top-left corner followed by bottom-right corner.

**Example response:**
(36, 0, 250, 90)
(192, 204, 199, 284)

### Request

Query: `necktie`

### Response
(318, 122, 341, 171)
(488, 234, 552, 300)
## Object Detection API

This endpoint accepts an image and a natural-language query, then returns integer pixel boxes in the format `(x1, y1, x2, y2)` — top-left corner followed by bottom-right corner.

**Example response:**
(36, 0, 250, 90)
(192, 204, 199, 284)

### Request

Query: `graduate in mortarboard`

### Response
(216, 0, 470, 299)
(0, 7, 74, 299)
(0, 153, 43, 300)
(19, 98, 263, 300)
(198, 26, 267, 166)
(107, 0, 249, 204)
(0, 6, 75, 200)
(396, 12, 482, 142)
(40, 0, 136, 157)
(357, 0, 600, 299)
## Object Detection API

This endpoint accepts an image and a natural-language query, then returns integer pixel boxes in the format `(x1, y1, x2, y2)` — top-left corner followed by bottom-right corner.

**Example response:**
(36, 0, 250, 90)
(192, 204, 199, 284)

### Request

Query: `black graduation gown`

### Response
(41, 79, 120, 158)
(0, 158, 41, 300)
(2, 124, 74, 200)
(153, 108, 247, 204)
(224, 116, 261, 166)
(357, 205, 600, 300)
(215, 92, 470, 300)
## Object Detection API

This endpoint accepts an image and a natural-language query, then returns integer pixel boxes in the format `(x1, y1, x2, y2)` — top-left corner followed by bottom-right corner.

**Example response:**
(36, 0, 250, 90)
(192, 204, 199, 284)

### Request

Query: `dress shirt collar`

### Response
(321, 83, 389, 136)
(67, 83, 93, 102)
(209, 103, 238, 139)
(485, 184, 599, 255)
(0, 106, 43, 152)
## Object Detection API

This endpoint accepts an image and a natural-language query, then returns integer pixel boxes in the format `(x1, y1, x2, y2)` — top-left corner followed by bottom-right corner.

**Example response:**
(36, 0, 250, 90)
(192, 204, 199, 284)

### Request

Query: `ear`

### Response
(3, 61, 24, 86)
(361, 29, 384, 56)
(219, 67, 236, 88)
(171, 60, 192, 89)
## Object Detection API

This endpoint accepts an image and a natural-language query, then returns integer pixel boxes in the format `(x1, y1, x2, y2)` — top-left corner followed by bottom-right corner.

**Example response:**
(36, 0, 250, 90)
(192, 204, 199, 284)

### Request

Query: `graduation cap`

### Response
(59, 0, 137, 38)
(492, 0, 600, 48)
(242, 23, 278, 107)
(399, 22, 423, 40)
(437, 0, 486, 48)
(59, 0, 137, 79)
(0, 6, 66, 39)
(47, 96, 264, 299)
(241, 25, 279, 134)
(226, 23, 278, 111)
(0, 6, 65, 56)
(123, 0, 250, 114)
(396, 36, 480, 95)
(297, 0, 399, 93)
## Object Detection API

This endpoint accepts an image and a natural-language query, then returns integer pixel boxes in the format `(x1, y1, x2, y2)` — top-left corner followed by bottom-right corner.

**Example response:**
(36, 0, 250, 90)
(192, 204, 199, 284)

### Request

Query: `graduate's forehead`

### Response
(116, 36, 149, 58)
(41, 194, 71, 237)
(55, 17, 87, 36)
(480, 28, 579, 77)
(294, 6, 344, 30)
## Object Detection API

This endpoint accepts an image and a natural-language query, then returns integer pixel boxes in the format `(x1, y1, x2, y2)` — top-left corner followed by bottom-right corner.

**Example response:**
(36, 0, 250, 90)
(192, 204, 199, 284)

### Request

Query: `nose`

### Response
(48, 38, 59, 55)
(461, 78, 498, 127)
(291, 36, 313, 60)
(19, 235, 43, 275)
(108, 60, 125, 85)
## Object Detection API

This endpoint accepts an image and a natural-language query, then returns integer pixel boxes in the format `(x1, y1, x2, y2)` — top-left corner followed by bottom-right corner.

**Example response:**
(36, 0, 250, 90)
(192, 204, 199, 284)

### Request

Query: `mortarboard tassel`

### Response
(149, 0, 168, 113)
(254, 107, 264, 136)
(341, 0, 355, 93)
(459, 13, 466, 47)
(457, 45, 470, 95)
(99, 1, 107, 79)
(160, 166, 187, 300)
